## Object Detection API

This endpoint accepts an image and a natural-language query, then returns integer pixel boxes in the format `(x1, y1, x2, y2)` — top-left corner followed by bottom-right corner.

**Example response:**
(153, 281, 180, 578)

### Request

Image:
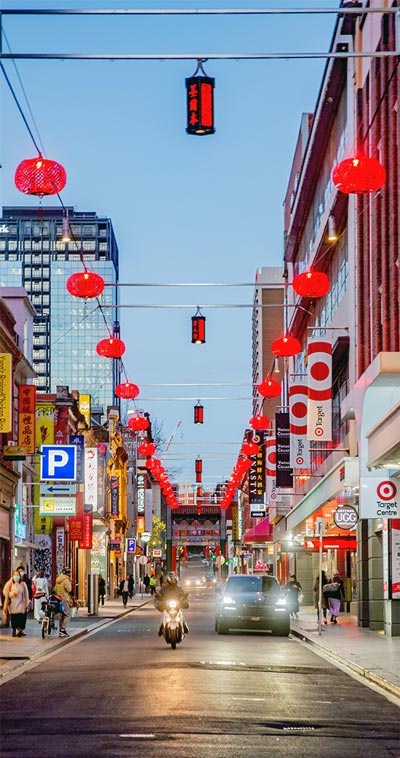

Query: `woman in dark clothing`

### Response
(284, 574, 302, 619)
(313, 570, 329, 624)
(98, 575, 106, 605)
(128, 574, 135, 598)
(324, 570, 345, 624)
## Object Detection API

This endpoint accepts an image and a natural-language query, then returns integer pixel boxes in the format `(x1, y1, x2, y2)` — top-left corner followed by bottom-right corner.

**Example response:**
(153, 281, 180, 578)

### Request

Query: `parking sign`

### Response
(127, 538, 136, 553)
(41, 445, 77, 481)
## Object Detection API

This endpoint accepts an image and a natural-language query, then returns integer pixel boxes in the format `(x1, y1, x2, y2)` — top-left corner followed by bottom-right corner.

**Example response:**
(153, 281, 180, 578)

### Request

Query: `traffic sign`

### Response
(110, 540, 121, 551)
(40, 484, 77, 497)
(39, 496, 76, 516)
(127, 538, 137, 553)
(40, 445, 77, 481)
(137, 555, 148, 565)
(141, 532, 151, 543)
(215, 555, 226, 566)
(153, 549, 162, 558)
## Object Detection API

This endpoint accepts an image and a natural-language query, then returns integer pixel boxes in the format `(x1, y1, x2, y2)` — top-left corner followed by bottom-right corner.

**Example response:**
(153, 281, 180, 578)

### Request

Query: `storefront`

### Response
(242, 517, 274, 574)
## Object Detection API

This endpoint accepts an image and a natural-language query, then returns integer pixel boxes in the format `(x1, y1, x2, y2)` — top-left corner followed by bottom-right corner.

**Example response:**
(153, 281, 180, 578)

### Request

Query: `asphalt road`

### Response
(1, 593, 400, 758)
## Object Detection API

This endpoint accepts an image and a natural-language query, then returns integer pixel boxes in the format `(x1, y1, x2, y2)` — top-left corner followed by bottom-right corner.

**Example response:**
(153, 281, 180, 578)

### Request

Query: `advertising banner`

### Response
(69, 492, 84, 541)
(69, 434, 85, 484)
(265, 436, 279, 504)
(0, 353, 12, 433)
(18, 385, 36, 453)
(54, 406, 69, 445)
(84, 447, 98, 510)
(275, 413, 293, 488)
(79, 394, 91, 427)
(249, 431, 265, 505)
(110, 475, 120, 517)
(391, 519, 400, 599)
(307, 339, 332, 441)
(79, 505, 93, 550)
(360, 476, 399, 519)
(289, 383, 310, 469)
(36, 401, 55, 446)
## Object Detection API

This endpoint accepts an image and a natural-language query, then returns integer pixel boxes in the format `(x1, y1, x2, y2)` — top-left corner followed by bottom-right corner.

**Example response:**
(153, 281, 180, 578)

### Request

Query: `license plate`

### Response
(251, 616, 261, 622)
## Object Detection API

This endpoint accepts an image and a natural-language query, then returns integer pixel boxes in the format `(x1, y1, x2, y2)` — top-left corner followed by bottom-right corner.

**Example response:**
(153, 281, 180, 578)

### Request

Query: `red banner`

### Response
(307, 339, 332, 441)
(69, 493, 84, 542)
(79, 508, 93, 549)
(18, 385, 36, 453)
(289, 383, 310, 469)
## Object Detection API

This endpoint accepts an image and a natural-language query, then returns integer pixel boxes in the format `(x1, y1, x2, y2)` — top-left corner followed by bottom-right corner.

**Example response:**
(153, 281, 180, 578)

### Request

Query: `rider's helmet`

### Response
(166, 571, 177, 585)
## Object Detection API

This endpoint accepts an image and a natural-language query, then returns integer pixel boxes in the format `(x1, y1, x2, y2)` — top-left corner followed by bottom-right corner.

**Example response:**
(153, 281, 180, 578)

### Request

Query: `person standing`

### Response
(32, 570, 49, 621)
(3, 571, 29, 637)
(98, 575, 106, 606)
(325, 569, 345, 624)
(128, 574, 135, 598)
(55, 567, 73, 637)
(119, 575, 130, 607)
(143, 574, 150, 594)
(313, 570, 329, 624)
(284, 574, 302, 619)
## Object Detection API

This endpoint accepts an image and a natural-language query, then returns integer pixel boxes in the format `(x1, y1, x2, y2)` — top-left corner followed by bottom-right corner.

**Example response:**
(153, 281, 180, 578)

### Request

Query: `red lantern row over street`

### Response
(332, 155, 386, 194)
(292, 271, 330, 299)
(249, 415, 270, 431)
(15, 154, 67, 197)
(96, 337, 126, 359)
(220, 455, 253, 510)
(242, 440, 260, 456)
(271, 334, 301, 358)
(128, 414, 149, 432)
(258, 377, 281, 398)
(66, 270, 105, 299)
(115, 382, 140, 400)
(147, 458, 179, 509)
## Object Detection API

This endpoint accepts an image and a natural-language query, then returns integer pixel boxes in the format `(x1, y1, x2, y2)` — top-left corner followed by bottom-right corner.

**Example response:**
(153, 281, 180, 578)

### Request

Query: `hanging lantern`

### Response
(237, 457, 253, 473)
(191, 308, 206, 344)
(66, 270, 105, 299)
(96, 337, 126, 358)
(128, 415, 149, 431)
(249, 415, 270, 431)
(194, 401, 204, 424)
(242, 441, 260, 456)
(115, 382, 140, 400)
(258, 378, 281, 398)
(195, 457, 202, 475)
(292, 271, 330, 299)
(138, 442, 156, 457)
(15, 153, 67, 197)
(271, 334, 301, 358)
(332, 155, 386, 194)
(186, 61, 215, 136)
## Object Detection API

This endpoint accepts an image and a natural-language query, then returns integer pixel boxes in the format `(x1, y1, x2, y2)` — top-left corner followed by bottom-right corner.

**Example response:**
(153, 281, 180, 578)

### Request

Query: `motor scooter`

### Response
(159, 599, 185, 649)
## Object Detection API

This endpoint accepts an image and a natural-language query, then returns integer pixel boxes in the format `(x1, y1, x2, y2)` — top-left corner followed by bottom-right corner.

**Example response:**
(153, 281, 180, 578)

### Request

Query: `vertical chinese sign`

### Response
(18, 385, 36, 453)
(249, 431, 265, 517)
(34, 400, 55, 537)
(0, 353, 12, 433)
(84, 447, 98, 510)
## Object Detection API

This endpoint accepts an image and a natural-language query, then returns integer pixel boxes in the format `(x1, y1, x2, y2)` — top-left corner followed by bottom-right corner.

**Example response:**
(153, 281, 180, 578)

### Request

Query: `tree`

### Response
(148, 515, 166, 550)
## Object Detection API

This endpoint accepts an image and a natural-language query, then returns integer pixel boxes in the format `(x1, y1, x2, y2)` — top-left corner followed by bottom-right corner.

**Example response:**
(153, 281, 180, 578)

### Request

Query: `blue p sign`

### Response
(41, 445, 77, 481)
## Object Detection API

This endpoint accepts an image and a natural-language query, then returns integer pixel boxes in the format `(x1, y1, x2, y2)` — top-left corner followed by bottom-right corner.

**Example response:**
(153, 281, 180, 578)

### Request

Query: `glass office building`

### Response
(0, 207, 119, 418)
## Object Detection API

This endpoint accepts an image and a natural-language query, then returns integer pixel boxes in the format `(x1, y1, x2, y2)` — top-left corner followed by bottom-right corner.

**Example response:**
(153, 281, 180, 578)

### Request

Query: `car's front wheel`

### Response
(271, 621, 290, 637)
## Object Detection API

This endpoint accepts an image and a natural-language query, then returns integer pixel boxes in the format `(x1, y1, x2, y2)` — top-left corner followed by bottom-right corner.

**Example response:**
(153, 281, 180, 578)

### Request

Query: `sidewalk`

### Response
(0, 594, 150, 680)
(290, 605, 400, 699)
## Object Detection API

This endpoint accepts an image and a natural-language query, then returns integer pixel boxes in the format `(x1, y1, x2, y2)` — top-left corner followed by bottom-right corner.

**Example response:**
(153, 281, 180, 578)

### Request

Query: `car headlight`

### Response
(223, 595, 236, 607)
(275, 596, 287, 607)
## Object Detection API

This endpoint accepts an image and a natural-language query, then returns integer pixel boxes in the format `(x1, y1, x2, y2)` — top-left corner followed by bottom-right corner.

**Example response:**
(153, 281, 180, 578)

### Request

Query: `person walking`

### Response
(119, 575, 130, 607)
(324, 569, 345, 624)
(313, 570, 329, 624)
(143, 574, 150, 594)
(32, 570, 49, 621)
(128, 574, 135, 598)
(149, 575, 156, 596)
(284, 574, 302, 619)
(55, 567, 73, 637)
(3, 571, 29, 637)
(98, 575, 106, 606)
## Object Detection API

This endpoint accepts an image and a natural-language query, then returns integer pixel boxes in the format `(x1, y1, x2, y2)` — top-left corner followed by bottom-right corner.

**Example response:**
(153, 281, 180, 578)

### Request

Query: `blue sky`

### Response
(0, 1, 338, 490)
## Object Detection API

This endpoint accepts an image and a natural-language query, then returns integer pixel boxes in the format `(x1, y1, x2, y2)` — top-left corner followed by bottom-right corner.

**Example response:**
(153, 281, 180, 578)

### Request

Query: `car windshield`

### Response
(225, 576, 279, 594)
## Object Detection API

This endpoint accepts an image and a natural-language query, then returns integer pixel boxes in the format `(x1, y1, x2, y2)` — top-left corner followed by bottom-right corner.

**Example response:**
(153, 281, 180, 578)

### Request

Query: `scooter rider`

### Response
(155, 572, 189, 635)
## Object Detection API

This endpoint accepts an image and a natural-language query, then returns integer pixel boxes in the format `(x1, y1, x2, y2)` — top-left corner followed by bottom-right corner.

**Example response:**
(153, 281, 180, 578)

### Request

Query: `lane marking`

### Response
(120, 734, 156, 739)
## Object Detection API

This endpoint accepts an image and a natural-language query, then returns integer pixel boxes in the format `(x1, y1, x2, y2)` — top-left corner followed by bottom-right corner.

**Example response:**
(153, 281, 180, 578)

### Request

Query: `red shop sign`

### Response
(304, 537, 357, 550)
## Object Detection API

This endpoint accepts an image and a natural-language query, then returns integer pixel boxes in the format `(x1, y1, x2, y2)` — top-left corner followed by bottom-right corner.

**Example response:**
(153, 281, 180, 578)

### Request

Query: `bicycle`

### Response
(40, 594, 63, 639)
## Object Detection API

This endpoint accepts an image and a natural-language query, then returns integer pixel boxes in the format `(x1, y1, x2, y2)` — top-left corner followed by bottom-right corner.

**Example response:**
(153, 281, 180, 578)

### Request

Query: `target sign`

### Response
(307, 339, 332, 441)
(265, 437, 278, 503)
(360, 476, 399, 519)
(289, 384, 310, 469)
(377, 481, 397, 501)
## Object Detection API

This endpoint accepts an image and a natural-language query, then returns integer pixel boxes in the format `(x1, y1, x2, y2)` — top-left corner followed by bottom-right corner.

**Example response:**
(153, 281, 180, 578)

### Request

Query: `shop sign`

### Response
(110, 475, 120, 517)
(153, 549, 162, 558)
(333, 505, 358, 530)
(289, 383, 310, 469)
(14, 503, 27, 540)
(391, 520, 400, 599)
(276, 413, 293, 488)
(304, 537, 357, 550)
(307, 339, 332, 441)
(18, 385, 36, 453)
(84, 447, 98, 508)
(110, 540, 121, 551)
(0, 353, 12, 433)
(79, 394, 91, 427)
(249, 431, 265, 504)
(69, 434, 84, 484)
(39, 496, 76, 516)
(360, 476, 399, 519)
(137, 474, 145, 514)
(265, 437, 279, 503)
(79, 506, 93, 549)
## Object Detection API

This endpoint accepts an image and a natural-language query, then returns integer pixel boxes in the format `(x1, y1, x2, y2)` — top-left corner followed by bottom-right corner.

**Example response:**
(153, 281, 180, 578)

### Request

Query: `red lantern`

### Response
(258, 378, 281, 398)
(115, 382, 140, 400)
(191, 309, 206, 344)
(138, 442, 156, 457)
(242, 441, 260, 456)
(186, 64, 215, 136)
(128, 415, 149, 432)
(194, 401, 204, 424)
(332, 155, 386, 194)
(96, 337, 126, 358)
(271, 335, 301, 357)
(238, 457, 253, 473)
(66, 270, 105, 299)
(15, 154, 67, 197)
(292, 271, 330, 299)
(249, 415, 270, 431)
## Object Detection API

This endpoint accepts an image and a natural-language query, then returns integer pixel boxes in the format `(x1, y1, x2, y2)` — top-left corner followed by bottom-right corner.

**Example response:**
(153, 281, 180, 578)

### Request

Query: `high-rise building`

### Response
(0, 207, 119, 417)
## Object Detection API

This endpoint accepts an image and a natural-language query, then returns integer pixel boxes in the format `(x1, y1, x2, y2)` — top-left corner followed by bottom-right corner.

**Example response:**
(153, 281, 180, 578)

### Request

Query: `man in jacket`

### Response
(55, 567, 73, 637)
(155, 572, 189, 635)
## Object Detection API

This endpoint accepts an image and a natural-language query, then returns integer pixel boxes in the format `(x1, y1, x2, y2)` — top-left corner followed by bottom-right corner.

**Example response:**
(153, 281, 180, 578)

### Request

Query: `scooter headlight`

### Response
(168, 599, 178, 610)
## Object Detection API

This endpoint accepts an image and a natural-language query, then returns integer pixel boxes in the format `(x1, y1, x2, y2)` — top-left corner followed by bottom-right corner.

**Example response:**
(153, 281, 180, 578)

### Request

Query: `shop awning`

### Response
(242, 517, 273, 543)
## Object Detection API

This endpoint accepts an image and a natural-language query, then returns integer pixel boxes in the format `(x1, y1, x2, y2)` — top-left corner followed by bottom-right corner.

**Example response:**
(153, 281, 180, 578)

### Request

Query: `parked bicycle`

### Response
(40, 593, 64, 639)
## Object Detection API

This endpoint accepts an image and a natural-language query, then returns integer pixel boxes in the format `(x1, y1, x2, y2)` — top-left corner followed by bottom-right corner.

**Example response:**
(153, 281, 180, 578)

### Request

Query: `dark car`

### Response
(215, 574, 290, 636)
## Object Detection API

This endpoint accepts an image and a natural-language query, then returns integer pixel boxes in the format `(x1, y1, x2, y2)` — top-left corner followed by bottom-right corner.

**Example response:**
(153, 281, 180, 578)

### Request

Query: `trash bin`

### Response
(87, 573, 99, 615)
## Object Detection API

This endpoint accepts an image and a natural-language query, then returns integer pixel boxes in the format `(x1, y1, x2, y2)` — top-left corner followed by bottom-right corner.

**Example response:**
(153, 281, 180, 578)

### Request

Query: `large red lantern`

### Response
(249, 415, 270, 431)
(258, 378, 281, 398)
(191, 309, 206, 344)
(128, 415, 149, 431)
(242, 441, 260, 456)
(332, 155, 386, 194)
(292, 271, 330, 299)
(138, 442, 156, 457)
(271, 334, 301, 358)
(194, 401, 204, 424)
(186, 62, 215, 136)
(115, 382, 140, 400)
(15, 154, 67, 197)
(66, 270, 105, 299)
(96, 337, 126, 358)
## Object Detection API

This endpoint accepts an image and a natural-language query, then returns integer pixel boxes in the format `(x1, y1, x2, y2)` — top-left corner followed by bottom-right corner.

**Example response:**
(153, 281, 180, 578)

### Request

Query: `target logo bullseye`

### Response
(377, 481, 397, 501)
(296, 456, 304, 465)
(314, 427, 324, 437)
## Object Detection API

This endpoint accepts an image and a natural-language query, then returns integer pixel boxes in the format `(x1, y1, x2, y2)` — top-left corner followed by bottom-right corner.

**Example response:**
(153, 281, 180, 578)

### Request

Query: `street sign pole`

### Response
(316, 517, 325, 637)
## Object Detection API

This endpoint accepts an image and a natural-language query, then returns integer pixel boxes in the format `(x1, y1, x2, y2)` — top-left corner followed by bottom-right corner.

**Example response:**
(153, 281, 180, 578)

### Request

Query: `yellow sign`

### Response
(0, 353, 12, 433)
(36, 401, 55, 446)
(2, 446, 26, 460)
(34, 509, 52, 534)
(79, 394, 91, 426)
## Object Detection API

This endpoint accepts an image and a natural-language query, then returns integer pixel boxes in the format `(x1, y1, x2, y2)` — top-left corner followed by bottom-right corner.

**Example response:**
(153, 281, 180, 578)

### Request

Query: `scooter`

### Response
(160, 599, 185, 650)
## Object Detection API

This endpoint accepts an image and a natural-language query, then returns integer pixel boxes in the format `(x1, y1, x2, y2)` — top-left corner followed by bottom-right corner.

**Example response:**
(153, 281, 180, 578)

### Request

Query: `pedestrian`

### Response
(143, 574, 150, 594)
(284, 574, 302, 619)
(313, 570, 329, 624)
(32, 570, 49, 621)
(128, 574, 135, 598)
(119, 575, 130, 607)
(323, 569, 345, 624)
(3, 570, 29, 637)
(55, 567, 73, 637)
(149, 575, 156, 596)
(16, 565, 33, 603)
(98, 575, 106, 605)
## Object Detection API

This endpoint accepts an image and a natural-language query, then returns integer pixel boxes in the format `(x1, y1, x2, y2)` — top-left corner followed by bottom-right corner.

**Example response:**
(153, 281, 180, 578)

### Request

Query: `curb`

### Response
(290, 626, 400, 700)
